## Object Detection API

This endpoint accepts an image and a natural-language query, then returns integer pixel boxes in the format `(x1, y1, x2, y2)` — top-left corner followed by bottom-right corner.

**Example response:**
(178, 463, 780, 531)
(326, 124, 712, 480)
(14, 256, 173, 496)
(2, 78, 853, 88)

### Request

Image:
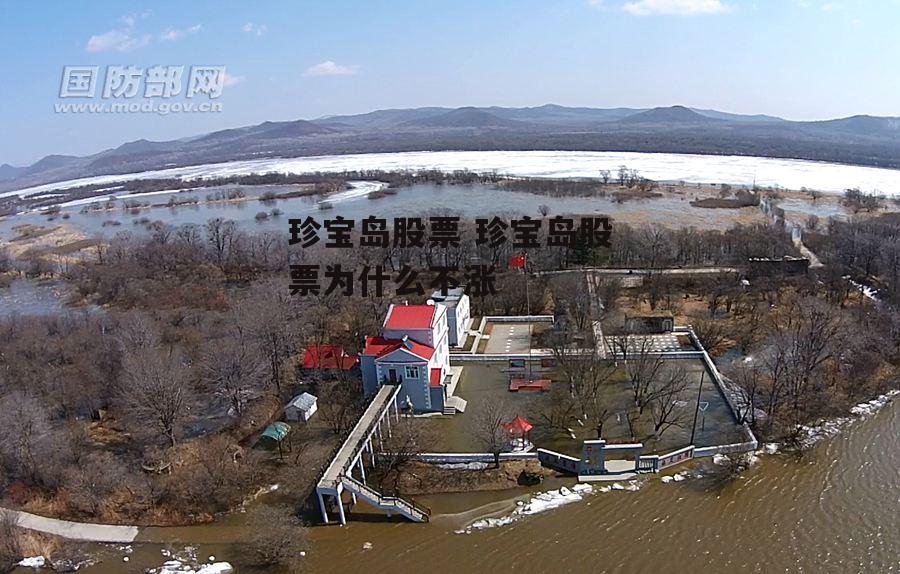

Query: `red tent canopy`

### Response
(502, 415, 533, 436)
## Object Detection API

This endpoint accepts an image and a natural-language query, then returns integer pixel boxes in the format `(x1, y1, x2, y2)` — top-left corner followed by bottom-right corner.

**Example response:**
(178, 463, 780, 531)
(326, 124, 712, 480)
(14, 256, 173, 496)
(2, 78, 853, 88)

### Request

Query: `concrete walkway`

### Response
(3, 508, 139, 543)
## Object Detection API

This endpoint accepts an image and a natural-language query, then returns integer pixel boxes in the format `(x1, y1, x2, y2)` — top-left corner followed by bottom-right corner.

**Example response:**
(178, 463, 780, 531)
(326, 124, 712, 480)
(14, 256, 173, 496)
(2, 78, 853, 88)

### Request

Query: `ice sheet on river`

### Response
(458, 482, 641, 533)
(6, 150, 900, 199)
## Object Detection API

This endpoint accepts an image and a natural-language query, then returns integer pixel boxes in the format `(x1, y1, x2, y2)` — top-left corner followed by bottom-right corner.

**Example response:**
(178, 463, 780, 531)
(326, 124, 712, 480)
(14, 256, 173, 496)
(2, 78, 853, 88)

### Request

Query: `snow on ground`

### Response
(145, 546, 233, 574)
(846, 277, 880, 301)
(323, 181, 387, 203)
(437, 461, 490, 470)
(660, 472, 689, 483)
(17, 556, 46, 568)
(457, 481, 641, 533)
(5, 150, 900, 200)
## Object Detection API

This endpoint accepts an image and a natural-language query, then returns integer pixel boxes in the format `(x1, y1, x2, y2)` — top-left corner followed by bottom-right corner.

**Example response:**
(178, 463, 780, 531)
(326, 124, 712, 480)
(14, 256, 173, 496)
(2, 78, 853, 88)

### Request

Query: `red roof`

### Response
(384, 304, 436, 330)
(429, 368, 443, 388)
(502, 416, 533, 435)
(302, 345, 357, 370)
(363, 336, 435, 361)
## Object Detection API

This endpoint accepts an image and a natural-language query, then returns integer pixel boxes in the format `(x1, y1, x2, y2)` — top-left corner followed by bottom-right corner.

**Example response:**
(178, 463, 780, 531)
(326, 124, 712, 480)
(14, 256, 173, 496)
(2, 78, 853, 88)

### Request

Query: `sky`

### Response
(0, 0, 898, 166)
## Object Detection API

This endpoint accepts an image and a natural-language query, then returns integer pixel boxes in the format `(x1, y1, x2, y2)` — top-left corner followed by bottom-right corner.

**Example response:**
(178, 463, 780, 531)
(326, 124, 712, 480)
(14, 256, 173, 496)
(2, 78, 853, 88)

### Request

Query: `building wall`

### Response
(446, 307, 459, 347)
(360, 354, 379, 396)
(429, 386, 445, 412)
(375, 355, 430, 411)
(456, 295, 471, 345)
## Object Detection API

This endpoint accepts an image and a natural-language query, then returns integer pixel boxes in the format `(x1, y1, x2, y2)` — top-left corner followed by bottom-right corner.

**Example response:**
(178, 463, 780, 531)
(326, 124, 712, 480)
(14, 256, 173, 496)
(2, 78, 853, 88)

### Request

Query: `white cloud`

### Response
(85, 29, 150, 52)
(86, 12, 153, 52)
(223, 72, 245, 86)
(242, 22, 268, 36)
(160, 24, 202, 41)
(622, 0, 733, 16)
(303, 60, 360, 77)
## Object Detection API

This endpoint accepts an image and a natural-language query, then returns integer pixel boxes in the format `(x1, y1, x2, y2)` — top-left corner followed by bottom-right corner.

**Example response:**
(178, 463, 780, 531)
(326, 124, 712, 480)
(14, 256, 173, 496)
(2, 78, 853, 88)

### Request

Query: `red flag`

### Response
(510, 255, 526, 269)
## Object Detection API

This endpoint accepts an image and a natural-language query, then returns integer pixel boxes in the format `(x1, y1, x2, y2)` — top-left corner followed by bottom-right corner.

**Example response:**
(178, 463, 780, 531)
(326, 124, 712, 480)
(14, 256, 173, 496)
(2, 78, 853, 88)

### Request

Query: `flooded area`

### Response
(19, 398, 898, 574)
(0, 279, 70, 318)
(0, 182, 772, 244)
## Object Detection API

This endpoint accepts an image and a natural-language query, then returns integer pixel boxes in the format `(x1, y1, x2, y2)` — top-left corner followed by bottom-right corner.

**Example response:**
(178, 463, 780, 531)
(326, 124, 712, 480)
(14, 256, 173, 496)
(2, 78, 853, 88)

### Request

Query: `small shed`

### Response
(259, 421, 293, 459)
(624, 313, 674, 334)
(285, 392, 318, 422)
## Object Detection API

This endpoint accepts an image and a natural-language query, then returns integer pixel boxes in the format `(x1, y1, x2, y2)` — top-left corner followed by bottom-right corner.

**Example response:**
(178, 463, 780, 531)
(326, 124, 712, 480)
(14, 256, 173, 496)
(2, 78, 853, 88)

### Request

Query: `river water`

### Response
(19, 399, 897, 574)
(1, 180, 814, 244)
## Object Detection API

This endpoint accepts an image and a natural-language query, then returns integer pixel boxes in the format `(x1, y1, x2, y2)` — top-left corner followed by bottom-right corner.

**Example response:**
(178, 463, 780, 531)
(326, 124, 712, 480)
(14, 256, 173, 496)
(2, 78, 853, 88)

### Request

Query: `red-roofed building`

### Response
(360, 302, 451, 412)
(302, 345, 358, 372)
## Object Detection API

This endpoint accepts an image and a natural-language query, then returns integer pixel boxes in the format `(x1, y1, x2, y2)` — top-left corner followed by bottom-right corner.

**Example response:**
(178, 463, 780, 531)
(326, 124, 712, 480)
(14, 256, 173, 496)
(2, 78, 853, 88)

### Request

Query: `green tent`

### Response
(261, 421, 291, 442)
(259, 421, 292, 459)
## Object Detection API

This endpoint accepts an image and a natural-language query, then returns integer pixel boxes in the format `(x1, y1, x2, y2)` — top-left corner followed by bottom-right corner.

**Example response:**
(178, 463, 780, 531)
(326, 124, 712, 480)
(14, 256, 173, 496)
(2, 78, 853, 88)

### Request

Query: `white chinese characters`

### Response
(59, 65, 226, 99)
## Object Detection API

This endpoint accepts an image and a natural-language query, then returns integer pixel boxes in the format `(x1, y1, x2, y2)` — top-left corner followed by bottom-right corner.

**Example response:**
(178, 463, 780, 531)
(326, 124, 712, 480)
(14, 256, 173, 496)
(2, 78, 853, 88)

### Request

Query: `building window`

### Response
(404, 365, 419, 379)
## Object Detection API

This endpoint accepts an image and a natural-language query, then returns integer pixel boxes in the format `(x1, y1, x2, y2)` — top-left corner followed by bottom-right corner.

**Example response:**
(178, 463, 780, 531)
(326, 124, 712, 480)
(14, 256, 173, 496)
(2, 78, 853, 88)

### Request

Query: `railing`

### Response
(341, 476, 431, 522)
(317, 384, 400, 490)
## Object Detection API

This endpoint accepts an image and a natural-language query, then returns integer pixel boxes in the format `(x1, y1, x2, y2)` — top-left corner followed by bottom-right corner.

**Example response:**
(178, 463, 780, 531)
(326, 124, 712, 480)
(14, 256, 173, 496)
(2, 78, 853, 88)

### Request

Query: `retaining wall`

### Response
(412, 452, 539, 463)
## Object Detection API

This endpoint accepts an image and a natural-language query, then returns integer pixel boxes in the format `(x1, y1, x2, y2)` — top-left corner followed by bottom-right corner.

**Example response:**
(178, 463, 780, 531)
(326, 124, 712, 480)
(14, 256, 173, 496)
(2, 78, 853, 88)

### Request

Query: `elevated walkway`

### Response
(341, 476, 430, 522)
(316, 384, 429, 525)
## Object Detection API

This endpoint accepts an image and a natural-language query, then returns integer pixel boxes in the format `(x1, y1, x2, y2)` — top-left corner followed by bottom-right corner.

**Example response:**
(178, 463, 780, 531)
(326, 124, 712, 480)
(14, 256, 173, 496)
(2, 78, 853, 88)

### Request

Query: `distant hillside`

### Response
(0, 163, 24, 181)
(691, 108, 785, 123)
(619, 106, 720, 125)
(6, 104, 900, 192)
(810, 115, 900, 139)
(401, 107, 526, 128)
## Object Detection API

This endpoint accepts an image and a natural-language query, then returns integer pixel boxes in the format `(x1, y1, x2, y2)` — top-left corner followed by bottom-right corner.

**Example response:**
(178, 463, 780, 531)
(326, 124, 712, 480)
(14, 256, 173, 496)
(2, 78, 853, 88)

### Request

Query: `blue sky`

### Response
(1, 0, 898, 165)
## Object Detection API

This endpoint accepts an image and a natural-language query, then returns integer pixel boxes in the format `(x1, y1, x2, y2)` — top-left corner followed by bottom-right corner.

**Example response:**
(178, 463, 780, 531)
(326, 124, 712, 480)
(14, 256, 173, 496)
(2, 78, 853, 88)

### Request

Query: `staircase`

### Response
(341, 476, 430, 523)
(443, 396, 468, 415)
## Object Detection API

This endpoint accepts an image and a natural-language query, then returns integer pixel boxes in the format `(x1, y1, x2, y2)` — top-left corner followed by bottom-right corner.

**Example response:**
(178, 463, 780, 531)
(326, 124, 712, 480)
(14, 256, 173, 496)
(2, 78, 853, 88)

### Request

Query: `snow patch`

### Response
(17, 556, 46, 568)
(148, 546, 232, 574)
(800, 390, 898, 448)
(437, 461, 489, 471)
(458, 480, 643, 533)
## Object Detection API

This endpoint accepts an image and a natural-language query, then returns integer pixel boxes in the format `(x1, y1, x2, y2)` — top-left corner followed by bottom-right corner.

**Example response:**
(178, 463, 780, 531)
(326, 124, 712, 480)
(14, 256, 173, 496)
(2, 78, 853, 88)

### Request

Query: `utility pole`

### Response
(689, 370, 706, 445)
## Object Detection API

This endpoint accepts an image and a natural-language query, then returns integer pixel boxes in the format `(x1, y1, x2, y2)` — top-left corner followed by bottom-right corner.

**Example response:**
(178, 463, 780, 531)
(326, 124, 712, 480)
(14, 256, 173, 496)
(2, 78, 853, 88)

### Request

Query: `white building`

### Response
(360, 302, 451, 412)
(285, 392, 318, 422)
(430, 288, 471, 347)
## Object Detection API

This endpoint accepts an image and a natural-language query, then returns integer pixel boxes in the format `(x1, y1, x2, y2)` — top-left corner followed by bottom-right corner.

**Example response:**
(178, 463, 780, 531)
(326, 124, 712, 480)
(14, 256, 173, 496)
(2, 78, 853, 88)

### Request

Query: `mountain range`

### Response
(3, 104, 900, 193)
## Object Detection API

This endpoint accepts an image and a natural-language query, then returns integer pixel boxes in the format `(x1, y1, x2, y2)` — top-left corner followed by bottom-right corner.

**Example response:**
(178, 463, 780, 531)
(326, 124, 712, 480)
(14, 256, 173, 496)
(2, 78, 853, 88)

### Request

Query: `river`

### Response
(17, 399, 897, 574)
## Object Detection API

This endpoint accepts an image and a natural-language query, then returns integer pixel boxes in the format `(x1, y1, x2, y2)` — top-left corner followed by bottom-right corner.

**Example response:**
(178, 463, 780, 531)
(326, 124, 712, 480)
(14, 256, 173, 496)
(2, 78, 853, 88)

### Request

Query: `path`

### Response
(537, 266, 740, 277)
(3, 508, 139, 543)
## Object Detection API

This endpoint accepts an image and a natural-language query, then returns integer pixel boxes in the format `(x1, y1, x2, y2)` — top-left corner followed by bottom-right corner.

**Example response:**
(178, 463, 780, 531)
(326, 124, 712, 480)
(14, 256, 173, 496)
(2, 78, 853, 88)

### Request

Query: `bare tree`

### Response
(470, 396, 513, 468)
(119, 348, 193, 447)
(317, 379, 362, 435)
(201, 335, 266, 418)
(729, 361, 763, 426)
(692, 318, 728, 356)
(245, 506, 309, 571)
(611, 335, 666, 414)
(376, 417, 432, 496)
(0, 391, 53, 483)
(234, 280, 297, 397)
(0, 510, 21, 572)
(64, 451, 130, 517)
(648, 365, 690, 438)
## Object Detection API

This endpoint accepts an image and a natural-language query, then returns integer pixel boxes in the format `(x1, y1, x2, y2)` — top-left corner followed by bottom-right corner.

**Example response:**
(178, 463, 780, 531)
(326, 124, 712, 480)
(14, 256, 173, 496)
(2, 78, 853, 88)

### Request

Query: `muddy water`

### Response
(28, 400, 899, 574)
(306, 402, 900, 574)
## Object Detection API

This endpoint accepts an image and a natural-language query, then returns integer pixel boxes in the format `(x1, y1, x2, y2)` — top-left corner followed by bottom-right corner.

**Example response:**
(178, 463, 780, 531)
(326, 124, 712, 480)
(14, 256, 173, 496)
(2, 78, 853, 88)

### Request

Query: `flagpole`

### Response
(525, 254, 532, 380)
